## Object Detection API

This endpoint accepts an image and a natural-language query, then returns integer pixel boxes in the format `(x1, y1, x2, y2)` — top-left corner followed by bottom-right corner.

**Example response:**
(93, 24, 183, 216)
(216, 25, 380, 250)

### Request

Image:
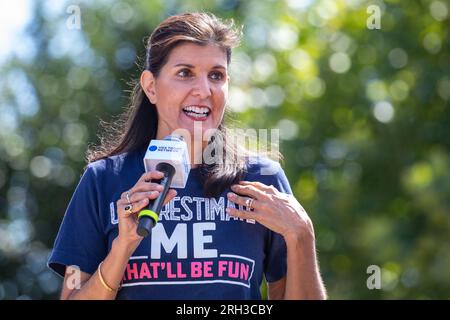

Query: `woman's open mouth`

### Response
(182, 105, 211, 121)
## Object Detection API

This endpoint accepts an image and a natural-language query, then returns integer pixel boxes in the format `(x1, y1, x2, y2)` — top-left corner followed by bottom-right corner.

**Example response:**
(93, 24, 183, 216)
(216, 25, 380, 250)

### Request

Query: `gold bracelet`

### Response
(98, 261, 117, 292)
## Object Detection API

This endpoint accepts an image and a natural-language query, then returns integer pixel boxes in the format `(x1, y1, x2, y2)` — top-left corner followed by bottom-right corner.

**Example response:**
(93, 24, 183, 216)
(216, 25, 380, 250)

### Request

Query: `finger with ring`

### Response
(245, 198, 254, 211)
(124, 204, 133, 214)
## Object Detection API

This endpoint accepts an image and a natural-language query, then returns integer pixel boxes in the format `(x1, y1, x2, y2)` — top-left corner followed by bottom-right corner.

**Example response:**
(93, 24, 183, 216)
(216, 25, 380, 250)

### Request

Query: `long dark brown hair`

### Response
(87, 12, 250, 197)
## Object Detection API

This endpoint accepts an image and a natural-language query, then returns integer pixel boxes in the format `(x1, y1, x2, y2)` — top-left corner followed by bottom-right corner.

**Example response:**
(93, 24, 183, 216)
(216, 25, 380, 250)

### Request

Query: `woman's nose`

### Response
(192, 75, 212, 99)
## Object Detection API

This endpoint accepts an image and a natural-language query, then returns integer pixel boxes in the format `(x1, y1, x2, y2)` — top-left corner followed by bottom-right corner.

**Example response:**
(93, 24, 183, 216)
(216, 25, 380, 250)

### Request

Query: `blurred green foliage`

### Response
(0, 0, 448, 299)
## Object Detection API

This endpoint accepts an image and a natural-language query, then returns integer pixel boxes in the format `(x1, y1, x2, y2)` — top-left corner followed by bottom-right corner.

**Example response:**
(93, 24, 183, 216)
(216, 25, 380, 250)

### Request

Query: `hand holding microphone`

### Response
(136, 134, 190, 237)
(116, 170, 177, 245)
(116, 134, 190, 244)
(136, 162, 175, 237)
(116, 135, 190, 244)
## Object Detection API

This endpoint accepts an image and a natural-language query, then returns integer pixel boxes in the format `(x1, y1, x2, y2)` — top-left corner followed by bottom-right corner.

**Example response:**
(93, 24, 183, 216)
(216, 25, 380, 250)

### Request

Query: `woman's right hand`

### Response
(116, 170, 177, 248)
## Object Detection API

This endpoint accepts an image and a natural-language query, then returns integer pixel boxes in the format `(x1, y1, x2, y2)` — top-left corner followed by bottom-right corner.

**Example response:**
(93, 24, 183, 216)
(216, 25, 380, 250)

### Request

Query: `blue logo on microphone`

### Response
(149, 145, 157, 151)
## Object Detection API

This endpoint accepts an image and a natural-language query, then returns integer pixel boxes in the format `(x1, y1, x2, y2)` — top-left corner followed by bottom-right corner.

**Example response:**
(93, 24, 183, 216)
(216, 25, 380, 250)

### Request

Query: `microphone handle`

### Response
(137, 163, 175, 237)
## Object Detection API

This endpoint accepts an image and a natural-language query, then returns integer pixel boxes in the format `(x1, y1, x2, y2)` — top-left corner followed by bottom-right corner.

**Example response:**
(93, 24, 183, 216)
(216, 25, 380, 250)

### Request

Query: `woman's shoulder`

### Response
(244, 154, 292, 194)
(84, 148, 143, 177)
(245, 154, 283, 177)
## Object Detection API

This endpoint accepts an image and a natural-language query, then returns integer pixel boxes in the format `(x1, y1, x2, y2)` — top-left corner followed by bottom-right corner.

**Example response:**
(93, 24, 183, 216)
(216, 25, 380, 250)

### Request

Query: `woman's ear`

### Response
(140, 70, 157, 104)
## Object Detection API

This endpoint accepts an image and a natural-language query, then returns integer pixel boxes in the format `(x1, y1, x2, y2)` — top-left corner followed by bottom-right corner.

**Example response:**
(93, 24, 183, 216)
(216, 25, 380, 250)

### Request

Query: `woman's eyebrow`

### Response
(211, 65, 226, 70)
(173, 63, 226, 70)
(174, 63, 195, 68)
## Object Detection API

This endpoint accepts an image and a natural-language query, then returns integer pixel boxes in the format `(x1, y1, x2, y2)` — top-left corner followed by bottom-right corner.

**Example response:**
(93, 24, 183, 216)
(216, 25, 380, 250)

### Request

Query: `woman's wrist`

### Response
(283, 227, 316, 256)
(283, 224, 315, 244)
(113, 236, 140, 257)
(284, 231, 319, 272)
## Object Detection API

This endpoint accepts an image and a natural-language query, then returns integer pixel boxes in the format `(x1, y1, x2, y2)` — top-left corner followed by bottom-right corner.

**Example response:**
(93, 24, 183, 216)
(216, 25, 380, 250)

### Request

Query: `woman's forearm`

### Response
(284, 233, 327, 300)
(66, 238, 136, 300)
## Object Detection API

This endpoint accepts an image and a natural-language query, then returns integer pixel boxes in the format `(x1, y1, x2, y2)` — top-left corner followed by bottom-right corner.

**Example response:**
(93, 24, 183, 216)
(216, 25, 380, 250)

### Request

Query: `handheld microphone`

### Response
(137, 135, 190, 237)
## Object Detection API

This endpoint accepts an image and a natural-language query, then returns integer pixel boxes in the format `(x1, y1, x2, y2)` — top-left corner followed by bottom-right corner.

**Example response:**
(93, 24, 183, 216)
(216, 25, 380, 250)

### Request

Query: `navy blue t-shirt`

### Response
(48, 147, 293, 299)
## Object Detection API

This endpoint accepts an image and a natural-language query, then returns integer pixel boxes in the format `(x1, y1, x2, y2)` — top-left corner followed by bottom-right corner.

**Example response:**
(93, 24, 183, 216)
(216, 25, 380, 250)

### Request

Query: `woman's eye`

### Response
(177, 69, 192, 78)
(209, 71, 224, 81)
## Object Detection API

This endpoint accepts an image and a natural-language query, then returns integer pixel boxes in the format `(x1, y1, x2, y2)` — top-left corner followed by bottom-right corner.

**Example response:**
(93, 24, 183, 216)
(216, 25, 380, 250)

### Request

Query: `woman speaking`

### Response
(48, 12, 327, 300)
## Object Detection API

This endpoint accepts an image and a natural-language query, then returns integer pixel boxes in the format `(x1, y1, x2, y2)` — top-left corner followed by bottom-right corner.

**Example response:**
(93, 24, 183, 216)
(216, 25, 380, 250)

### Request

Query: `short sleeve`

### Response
(47, 165, 107, 277)
(263, 163, 292, 282)
(272, 162, 293, 195)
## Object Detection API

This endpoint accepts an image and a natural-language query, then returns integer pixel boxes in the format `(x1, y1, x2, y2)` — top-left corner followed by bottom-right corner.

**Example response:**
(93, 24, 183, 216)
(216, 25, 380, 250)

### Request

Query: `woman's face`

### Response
(141, 42, 229, 141)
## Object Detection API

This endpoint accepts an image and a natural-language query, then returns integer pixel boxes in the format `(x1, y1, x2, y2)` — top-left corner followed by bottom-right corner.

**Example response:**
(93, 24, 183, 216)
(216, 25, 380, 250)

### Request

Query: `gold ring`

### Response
(124, 204, 133, 214)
